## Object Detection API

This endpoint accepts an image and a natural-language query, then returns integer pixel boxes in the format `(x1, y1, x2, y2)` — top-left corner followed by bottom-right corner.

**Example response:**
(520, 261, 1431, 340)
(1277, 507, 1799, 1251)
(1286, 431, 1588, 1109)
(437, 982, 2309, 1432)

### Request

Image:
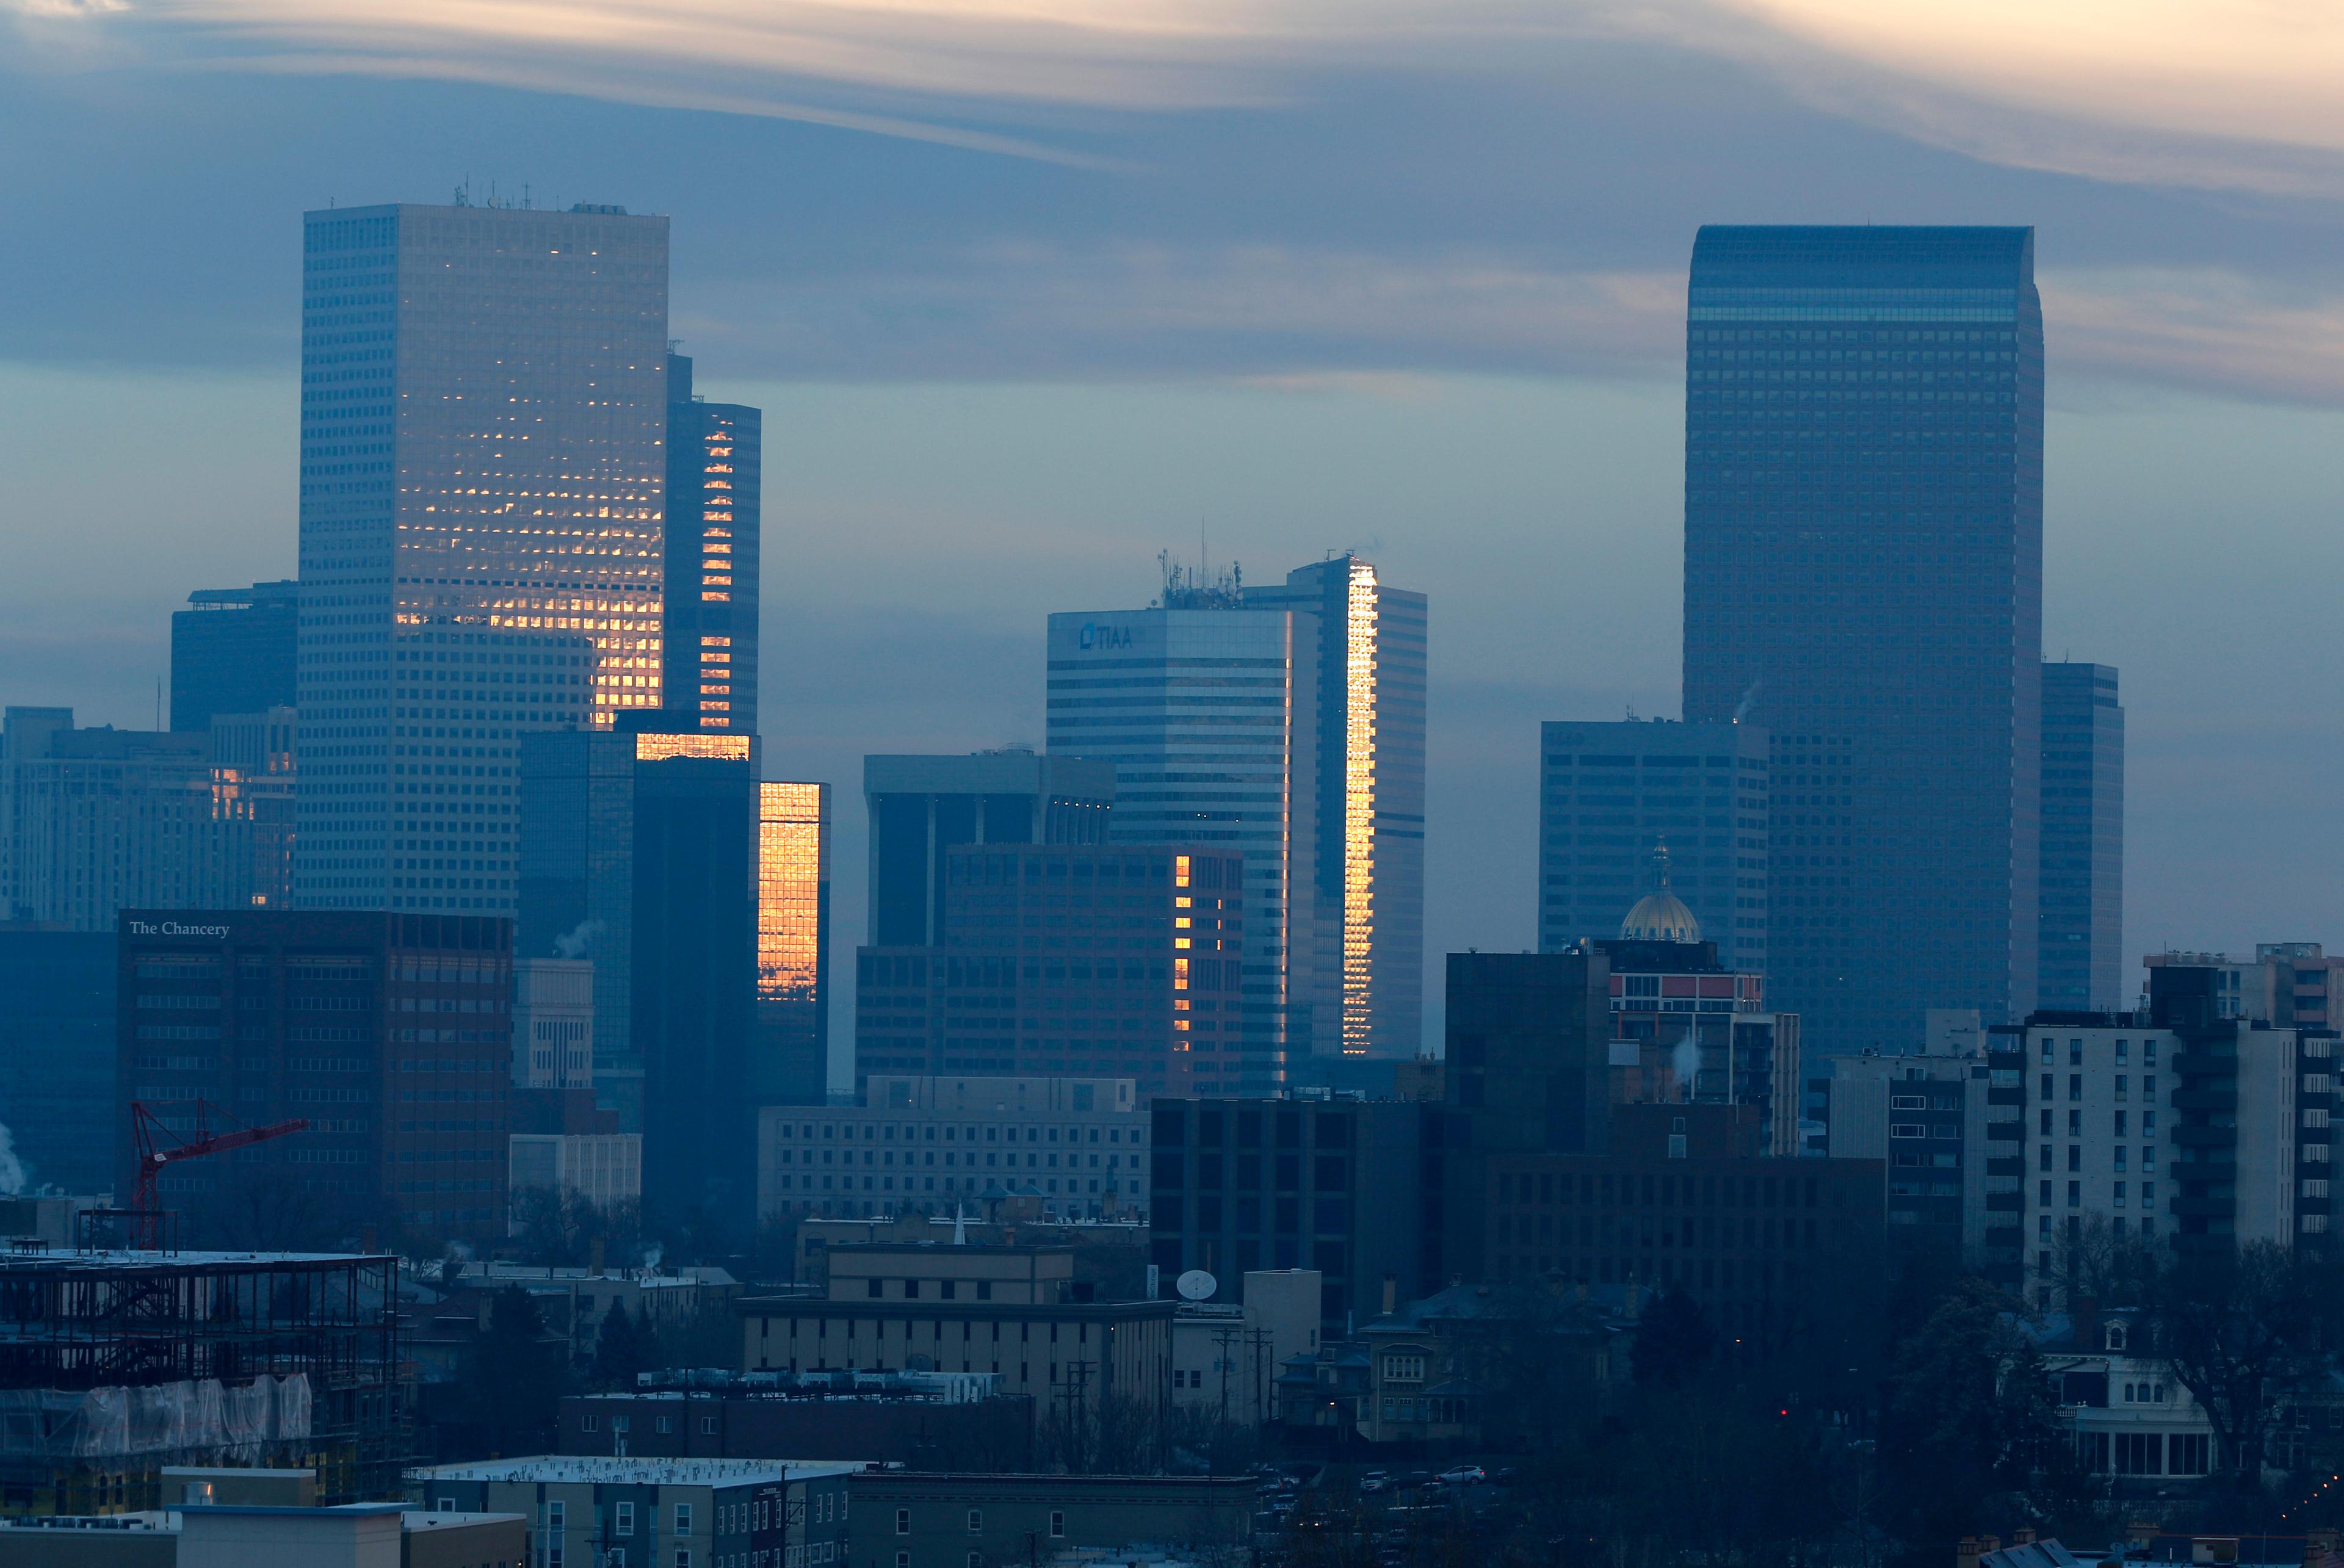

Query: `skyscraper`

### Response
(2038, 662, 2123, 1012)
(863, 751, 1115, 948)
(1682, 226, 2044, 1050)
(664, 353, 761, 734)
(172, 580, 298, 732)
(757, 781, 831, 1105)
(1046, 578, 1322, 1093)
(1538, 719, 1770, 971)
(295, 200, 670, 916)
(1242, 556, 1428, 1058)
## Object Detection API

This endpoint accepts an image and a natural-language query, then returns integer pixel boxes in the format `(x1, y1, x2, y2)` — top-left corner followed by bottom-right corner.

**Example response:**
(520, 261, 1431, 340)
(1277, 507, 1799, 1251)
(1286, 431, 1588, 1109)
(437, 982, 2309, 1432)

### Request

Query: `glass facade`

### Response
(1538, 721, 1770, 971)
(171, 580, 298, 732)
(665, 353, 762, 733)
(758, 781, 831, 1105)
(1046, 605, 1320, 1095)
(296, 201, 670, 916)
(1682, 226, 2044, 1050)
(2039, 662, 2123, 1012)
(1245, 558, 1428, 1060)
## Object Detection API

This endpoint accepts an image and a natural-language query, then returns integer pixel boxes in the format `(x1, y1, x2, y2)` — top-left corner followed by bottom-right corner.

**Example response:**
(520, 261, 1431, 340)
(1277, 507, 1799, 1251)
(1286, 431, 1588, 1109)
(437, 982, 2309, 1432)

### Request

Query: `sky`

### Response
(7, 0, 2344, 1058)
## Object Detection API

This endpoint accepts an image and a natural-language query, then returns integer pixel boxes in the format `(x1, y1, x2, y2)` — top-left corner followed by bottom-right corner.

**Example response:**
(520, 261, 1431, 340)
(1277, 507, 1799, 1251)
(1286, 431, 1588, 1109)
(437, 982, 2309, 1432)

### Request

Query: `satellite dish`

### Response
(1176, 1269, 1218, 1302)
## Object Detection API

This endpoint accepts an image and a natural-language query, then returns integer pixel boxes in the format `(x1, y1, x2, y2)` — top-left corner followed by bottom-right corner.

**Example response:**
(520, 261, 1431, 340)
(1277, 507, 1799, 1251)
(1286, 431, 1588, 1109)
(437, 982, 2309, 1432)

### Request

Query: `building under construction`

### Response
(0, 1246, 407, 1516)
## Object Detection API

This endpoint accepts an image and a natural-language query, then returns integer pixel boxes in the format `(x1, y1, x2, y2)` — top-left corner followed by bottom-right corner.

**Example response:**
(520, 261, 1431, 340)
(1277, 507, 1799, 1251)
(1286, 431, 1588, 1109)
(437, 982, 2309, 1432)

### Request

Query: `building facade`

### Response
(847, 1472, 1253, 1567)
(1539, 721, 1771, 972)
(2039, 662, 2124, 1013)
(171, 581, 298, 734)
(0, 929, 116, 1195)
(864, 752, 1115, 950)
(663, 353, 761, 735)
(1682, 225, 2045, 1052)
(407, 1457, 856, 1568)
(1821, 1044, 2017, 1283)
(294, 200, 669, 916)
(758, 1075, 1148, 1223)
(855, 844, 1244, 1098)
(1243, 556, 1429, 1060)
(116, 909, 512, 1241)
(1046, 589, 1323, 1092)
(2142, 943, 2344, 1031)
(1597, 931, 1801, 1157)
(756, 781, 831, 1107)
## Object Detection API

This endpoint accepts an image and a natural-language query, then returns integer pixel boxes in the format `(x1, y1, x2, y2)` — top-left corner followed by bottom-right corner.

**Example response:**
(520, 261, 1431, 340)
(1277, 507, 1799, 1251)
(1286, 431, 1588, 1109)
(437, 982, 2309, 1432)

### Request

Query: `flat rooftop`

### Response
(408, 1457, 866, 1487)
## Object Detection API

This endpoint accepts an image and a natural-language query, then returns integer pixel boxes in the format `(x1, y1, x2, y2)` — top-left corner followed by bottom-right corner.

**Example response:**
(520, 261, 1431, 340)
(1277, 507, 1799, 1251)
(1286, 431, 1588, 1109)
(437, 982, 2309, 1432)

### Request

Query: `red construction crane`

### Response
(127, 1100, 310, 1249)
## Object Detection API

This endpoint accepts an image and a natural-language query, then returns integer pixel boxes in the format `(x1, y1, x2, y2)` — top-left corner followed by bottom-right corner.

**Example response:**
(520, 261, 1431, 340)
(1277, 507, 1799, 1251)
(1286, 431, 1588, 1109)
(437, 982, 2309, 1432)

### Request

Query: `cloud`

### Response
(2043, 268, 2344, 406)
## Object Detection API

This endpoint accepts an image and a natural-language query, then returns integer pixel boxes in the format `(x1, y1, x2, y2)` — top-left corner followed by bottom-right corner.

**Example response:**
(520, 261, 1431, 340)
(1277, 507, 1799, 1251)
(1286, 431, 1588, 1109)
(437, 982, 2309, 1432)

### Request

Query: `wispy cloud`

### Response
(2044, 268, 2344, 406)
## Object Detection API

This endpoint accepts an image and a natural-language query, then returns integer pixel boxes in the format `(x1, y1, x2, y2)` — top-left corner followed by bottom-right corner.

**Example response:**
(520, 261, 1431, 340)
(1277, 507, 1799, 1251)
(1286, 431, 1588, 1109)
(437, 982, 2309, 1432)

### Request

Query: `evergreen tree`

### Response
(1632, 1286, 1718, 1390)
(469, 1285, 569, 1456)
(592, 1301, 655, 1390)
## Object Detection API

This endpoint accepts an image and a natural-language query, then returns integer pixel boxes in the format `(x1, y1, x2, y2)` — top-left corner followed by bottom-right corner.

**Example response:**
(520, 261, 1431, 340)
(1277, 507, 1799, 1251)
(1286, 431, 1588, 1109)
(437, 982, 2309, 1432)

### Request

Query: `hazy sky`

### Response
(7, 1, 2344, 1052)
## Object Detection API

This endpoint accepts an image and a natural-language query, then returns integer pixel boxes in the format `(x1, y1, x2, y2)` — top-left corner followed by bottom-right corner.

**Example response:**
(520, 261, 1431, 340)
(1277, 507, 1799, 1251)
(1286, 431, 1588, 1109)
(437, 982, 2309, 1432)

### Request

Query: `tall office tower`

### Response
(295, 200, 670, 916)
(0, 928, 116, 1194)
(2038, 662, 2122, 1013)
(172, 580, 298, 732)
(864, 752, 1116, 947)
(1538, 720, 1770, 970)
(757, 781, 831, 1105)
(1047, 581, 1323, 1093)
(1682, 226, 2044, 1051)
(208, 706, 298, 910)
(519, 727, 758, 1226)
(1242, 556, 1428, 1059)
(664, 353, 762, 733)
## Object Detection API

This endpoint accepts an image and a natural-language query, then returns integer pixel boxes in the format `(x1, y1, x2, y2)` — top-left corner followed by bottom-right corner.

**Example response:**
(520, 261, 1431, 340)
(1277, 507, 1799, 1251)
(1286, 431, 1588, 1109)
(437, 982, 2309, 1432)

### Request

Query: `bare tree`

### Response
(2144, 1241, 2343, 1490)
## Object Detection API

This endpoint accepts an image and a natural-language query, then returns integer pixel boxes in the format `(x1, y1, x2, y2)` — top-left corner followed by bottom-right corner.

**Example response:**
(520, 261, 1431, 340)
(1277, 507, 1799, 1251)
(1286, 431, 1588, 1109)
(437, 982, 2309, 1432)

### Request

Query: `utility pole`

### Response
(1213, 1324, 1240, 1433)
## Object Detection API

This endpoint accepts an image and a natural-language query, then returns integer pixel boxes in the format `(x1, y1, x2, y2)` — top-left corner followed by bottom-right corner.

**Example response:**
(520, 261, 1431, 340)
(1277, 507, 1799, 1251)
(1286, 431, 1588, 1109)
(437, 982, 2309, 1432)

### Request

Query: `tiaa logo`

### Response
(1079, 623, 1134, 651)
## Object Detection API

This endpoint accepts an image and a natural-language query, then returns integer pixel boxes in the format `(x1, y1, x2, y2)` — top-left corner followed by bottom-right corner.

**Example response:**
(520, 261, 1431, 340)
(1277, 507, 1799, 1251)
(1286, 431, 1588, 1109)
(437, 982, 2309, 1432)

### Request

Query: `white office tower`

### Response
(1046, 570, 1323, 1094)
(294, 199, 671, 913)
(1243, 555, 1428, 1059)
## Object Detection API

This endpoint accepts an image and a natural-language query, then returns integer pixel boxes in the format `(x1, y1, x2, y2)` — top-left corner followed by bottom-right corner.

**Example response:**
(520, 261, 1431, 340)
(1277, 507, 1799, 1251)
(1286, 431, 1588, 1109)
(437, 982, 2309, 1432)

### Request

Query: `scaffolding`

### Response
(0, 1251, 408, 1514)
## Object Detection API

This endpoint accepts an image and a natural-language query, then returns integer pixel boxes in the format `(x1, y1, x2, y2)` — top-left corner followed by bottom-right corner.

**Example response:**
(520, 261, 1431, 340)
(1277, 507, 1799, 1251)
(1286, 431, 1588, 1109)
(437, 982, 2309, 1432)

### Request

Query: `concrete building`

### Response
(557, 1370, 1034, 1470)
(1597, 922, 1800, 1158)
(846, 1472, 1253, 1567)
(737, 1245, 1174, 1428)
(170, 581, 298, 734)
(406, 1456, 856, 1568)
(2038, 663, 2123, 1013)
(0, 928, 115, 1195)
(1169, 1268, 1320, 1426)
(507, 1130, 640, 1213)
(662, 353, 761, 736)
(1539, 720, 1770, 973)
(421, 1261, 734, 1373)
(0, 1504, 525, 1568)
(756, 782, 831, 1107)
(294, 199, 670, 916)
(856, 843, 1244, 1099)
(1242, 555, 1430, 1061)
(1046, 578, 1326, 1091)
(519, 726, 757, 1224)
(759, 1076, 1147, 1223)
(512, 957, 593, 1089)
(864, 753, 1116, 949)
(2143, 944, 2344, 1032)
(790, 1213, 1151, 1302)
(116, 909, 512, 1242)
(1147, 1096, 1433, 1337)
(1683, 226, 2046, 1051)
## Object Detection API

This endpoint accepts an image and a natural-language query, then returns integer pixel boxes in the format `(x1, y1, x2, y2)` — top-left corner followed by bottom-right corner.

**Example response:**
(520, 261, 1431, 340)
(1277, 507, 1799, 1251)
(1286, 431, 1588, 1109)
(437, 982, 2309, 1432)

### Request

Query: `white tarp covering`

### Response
(0, 1374, 311, 1462)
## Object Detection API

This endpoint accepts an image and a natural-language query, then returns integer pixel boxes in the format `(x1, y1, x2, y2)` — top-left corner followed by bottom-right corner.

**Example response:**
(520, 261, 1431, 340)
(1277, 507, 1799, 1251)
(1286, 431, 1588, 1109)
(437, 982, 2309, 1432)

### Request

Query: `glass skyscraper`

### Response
(2038, 662, 2122, 1012)
(295, 200, 670, 914)
(1243, 556, 1428, 1058)
(1046, 587, 1322, 1094)
(757, 780, 831, 1105)
(665, 353, 761, 734)
(1682, 226, 2044, 1050)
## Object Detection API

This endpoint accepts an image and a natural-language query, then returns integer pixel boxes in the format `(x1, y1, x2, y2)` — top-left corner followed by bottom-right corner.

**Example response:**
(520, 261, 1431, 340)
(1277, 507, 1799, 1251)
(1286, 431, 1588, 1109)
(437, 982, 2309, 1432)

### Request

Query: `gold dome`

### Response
(1620, 891, 1702, 943)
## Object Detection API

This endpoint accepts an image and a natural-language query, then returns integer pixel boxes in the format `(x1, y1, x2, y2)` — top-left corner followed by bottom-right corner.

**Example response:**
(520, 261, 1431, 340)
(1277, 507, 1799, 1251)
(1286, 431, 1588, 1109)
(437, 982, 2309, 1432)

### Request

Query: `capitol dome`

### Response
(1619, 891, 1702, 943)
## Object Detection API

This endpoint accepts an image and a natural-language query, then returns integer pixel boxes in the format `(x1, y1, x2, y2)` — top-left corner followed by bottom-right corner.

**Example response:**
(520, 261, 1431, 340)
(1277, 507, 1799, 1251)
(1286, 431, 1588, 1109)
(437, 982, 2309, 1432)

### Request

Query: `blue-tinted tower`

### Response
(1682, 226, 2044, 1050)
(2038, 662, 2122, 1012)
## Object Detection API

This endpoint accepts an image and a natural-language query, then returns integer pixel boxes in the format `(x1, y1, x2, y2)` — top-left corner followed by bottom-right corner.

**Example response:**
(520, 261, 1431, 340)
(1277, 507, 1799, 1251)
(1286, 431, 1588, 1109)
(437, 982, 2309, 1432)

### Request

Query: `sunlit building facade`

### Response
(294, 200, 670, 916)
(1682, 226, 2044, 1052)
(758, 781, 831, 1105)
(665, 353, 761, 733)
(1245, 556, 1427, 1058)
(1045, 588, 1322, 1094)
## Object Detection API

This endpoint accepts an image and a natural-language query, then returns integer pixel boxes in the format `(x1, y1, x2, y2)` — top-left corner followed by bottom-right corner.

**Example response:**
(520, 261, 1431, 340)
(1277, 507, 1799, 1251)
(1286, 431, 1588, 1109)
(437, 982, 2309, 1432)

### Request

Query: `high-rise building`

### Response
(1046, 581, 1323, 1092)
(864, 752, 1115, 948)
(665, 353, 762, 734)
(854, 842, 1245, 1097)
(1538, 720, 1770, 970)
(519, 726, 758, 1224)
(0, 928, 116, 1195)
(172, 580, 298, 732)
(2143, 943, 2344, 1031)
(116, 908, 513, 1242)
(295, 200, 670, 916)
(513, 956, 595, 1089)
(1243, 556, 1428, 1059)
(2039, 662, 2123, 1012)
(1682, 226, 2045, 1051)
(758, 781, 831, 1105)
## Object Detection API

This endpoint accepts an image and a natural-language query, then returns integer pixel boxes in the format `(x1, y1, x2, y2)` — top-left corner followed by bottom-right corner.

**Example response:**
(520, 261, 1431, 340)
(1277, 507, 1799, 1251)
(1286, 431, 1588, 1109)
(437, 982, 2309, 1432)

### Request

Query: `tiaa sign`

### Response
(1078, 623, 1134, 651)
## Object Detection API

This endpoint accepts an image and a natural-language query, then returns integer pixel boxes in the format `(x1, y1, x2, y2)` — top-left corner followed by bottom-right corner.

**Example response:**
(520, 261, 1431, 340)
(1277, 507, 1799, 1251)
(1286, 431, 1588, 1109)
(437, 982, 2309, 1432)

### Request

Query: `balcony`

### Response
(2169, 1194, 2237, 1218)
(2171, 1125, 2238, 1147)
(2168, 1160, 2238, 1184)
(2172, 1053, 2239, 1078)
(2171, 1088, 2238, 1113)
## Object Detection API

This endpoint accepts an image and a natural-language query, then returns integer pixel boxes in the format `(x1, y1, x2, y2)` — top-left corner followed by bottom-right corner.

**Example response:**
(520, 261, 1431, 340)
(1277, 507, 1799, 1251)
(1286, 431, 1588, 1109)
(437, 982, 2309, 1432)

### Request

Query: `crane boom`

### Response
(128, 1100, 310, 1248)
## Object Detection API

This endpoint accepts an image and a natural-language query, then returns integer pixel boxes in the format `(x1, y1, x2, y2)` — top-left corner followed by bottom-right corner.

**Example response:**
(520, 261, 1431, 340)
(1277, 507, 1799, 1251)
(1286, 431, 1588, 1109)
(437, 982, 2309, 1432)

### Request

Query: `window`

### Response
(897, 1509, 911, 1536)
(675, 1552, 692, 1568)
(701, 1415, 718, 1436)
(1051, 1511, 1067, 1538)
(1384, 1353, 1427, 1382)
(582, 1412, 600, 1433)
(899, 1557, 911, 1568)
(617, 1501, 635, 1536)
(676, 1503, 694, 1534)
(968, 1510, 983, 1533)
(657, 1415, 674, 1434)
(438, 1497, 455, 1513)
(867, 1279, 883, 1299)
